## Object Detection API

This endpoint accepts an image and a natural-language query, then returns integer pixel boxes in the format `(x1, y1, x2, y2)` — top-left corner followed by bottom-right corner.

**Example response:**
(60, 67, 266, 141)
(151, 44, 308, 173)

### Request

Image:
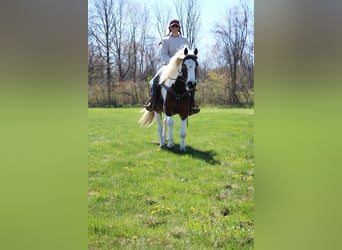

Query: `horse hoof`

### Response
(167, 143, 175, 148)
(180, 147, 186, 152)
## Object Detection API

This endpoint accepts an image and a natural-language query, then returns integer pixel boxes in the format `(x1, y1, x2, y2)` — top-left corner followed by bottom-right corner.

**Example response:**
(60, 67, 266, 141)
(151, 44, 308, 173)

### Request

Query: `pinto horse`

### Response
(139, 47, 198, 151)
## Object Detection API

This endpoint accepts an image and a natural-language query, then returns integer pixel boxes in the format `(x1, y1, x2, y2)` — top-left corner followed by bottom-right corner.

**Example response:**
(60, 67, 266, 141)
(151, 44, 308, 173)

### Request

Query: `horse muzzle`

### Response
(187, 81, 196, 89)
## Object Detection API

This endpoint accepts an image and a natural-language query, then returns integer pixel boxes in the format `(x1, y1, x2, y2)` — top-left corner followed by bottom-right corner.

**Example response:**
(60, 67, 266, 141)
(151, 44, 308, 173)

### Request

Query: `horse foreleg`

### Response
(166, 116, 174, 148)
(162, 117, 167, 145)
(180, 118, 187, 151)
(155, 112, 164, 147)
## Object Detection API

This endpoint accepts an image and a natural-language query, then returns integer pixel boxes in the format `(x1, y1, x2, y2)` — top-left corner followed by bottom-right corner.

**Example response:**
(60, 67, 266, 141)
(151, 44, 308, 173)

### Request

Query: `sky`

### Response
(197, 0, 238, 42)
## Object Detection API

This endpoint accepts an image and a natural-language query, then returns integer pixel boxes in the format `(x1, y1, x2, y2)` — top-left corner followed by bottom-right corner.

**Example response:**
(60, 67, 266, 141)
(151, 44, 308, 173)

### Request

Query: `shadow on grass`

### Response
(150, 143, 220, 165)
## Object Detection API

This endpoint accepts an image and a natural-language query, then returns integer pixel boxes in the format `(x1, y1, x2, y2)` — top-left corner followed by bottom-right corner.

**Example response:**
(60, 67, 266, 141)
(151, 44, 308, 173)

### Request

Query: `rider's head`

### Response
(168, 19, 181, 35)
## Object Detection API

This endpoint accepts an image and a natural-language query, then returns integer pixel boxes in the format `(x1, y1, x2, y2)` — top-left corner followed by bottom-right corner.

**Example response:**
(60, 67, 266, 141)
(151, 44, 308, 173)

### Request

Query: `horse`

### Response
(139, 47, 199, 152)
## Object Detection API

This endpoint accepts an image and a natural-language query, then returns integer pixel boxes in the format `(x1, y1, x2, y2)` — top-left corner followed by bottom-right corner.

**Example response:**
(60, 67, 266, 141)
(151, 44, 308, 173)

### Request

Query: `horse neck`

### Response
(173, 77, 186, 91)
(160, 58, 183, 86)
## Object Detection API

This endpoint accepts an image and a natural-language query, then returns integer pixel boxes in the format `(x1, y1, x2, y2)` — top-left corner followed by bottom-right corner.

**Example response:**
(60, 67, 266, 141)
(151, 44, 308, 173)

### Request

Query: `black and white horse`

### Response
(139, 47, 198, 151)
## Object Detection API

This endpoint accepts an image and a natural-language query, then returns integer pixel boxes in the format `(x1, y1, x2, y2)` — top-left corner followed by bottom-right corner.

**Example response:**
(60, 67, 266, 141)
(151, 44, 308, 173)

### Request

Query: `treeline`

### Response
(88, 0, 254, 107)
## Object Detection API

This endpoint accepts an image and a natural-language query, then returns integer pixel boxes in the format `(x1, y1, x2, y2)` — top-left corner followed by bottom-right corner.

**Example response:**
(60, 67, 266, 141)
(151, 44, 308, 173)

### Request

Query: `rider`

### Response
(144, 19, 200, 115)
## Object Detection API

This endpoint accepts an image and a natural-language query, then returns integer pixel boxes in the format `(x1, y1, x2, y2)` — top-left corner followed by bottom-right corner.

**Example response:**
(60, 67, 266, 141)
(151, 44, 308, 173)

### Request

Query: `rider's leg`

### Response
(144, 75, 160, 111)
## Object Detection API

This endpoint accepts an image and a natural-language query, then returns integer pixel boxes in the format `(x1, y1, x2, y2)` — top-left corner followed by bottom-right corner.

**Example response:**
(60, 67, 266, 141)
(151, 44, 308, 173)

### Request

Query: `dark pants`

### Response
(150, 75, 160, 97)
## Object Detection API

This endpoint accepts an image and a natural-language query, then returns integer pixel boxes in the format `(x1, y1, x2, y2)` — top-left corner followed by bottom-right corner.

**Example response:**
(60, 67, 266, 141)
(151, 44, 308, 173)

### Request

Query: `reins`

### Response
(160, 82, 195, 100)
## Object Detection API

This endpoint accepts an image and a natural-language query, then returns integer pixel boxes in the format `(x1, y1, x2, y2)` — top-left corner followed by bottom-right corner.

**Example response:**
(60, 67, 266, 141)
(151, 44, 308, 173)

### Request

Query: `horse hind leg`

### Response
(179, 118, 187, 151)
(166, 116, 174, 148)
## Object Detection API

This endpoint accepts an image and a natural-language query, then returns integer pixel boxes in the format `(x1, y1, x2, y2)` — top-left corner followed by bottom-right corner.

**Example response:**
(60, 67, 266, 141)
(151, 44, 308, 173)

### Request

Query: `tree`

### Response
(88, 44, 106, 85)
(152, 3, 172, 41)
(214, 0, 252, 105)
(88, 0, 116, 106)
(173, 0, 200, 48)
(126, 1, 152, 103)
(111, 0, 131, 82)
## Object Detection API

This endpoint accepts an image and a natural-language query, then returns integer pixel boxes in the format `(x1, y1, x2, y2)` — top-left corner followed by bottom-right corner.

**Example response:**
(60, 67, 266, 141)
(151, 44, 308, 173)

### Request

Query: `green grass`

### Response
(88, 107, 254, 249)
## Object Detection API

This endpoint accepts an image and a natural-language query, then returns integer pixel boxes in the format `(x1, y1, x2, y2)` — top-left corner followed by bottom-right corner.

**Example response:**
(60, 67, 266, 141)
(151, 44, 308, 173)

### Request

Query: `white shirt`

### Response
(160, 35, 190, 64)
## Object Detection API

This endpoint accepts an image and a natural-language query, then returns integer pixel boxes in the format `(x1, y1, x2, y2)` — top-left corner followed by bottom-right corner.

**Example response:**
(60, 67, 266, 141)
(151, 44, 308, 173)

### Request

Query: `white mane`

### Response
(159, 48, 189, 86)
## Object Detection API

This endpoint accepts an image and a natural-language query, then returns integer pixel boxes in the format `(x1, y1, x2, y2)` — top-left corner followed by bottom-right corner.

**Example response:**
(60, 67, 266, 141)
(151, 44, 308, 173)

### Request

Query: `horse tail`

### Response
(139, 109, 155, 127)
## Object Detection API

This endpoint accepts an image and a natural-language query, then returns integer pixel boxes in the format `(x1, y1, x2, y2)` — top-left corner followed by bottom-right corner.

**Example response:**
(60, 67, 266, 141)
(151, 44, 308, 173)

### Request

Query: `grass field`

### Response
(88, 107, 254, 249)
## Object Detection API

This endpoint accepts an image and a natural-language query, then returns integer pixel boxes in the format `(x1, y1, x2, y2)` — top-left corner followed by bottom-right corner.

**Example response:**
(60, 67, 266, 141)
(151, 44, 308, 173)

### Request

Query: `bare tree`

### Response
(88, 0, 116, 106)
(137, 7, 159, 97)
(125, 1, 153, 103)
(111, 0, 132, 82)
(88, 44, 106, 85)
(214, 0, 251, 105)
(240, 48, 254, 105)
(152, 3, 172, 41)
(173, 0, 200, 48)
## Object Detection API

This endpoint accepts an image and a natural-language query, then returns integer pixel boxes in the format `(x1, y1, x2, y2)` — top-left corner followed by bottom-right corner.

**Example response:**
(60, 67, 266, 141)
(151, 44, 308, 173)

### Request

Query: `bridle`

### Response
(181, 54, 198, 83)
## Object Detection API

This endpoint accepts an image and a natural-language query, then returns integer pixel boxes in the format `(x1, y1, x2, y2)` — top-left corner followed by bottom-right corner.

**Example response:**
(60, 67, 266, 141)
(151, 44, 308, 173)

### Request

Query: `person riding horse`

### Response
(144, 19, 200, 115)
(139, 47, 199, 151)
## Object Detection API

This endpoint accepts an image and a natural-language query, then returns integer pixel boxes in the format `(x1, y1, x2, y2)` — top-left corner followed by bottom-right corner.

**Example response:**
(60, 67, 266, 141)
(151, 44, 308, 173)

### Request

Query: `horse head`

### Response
(181, 48, 198, 91)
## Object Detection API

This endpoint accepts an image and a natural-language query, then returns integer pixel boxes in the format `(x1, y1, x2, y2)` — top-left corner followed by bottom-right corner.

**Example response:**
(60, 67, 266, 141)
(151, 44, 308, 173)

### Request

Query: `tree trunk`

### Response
(230, 62, 239, 105)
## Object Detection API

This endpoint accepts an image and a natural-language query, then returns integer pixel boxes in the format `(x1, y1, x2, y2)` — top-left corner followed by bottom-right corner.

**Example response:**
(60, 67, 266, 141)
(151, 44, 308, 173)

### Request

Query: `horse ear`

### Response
(194, 48, 198, 55)
(184, 47, 188, 56)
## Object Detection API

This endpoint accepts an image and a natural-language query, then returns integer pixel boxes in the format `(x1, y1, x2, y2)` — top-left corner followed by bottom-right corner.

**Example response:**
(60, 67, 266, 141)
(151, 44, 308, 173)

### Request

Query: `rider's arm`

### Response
(160, 37, 170, 65)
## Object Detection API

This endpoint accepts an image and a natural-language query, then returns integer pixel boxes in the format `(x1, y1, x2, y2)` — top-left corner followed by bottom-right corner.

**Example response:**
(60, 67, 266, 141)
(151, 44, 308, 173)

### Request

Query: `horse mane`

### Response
(159, 48, 188, 86)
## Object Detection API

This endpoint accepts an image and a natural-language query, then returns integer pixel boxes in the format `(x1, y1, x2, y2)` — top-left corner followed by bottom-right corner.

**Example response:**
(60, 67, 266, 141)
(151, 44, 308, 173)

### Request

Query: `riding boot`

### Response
(189, 92, 200, 115)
